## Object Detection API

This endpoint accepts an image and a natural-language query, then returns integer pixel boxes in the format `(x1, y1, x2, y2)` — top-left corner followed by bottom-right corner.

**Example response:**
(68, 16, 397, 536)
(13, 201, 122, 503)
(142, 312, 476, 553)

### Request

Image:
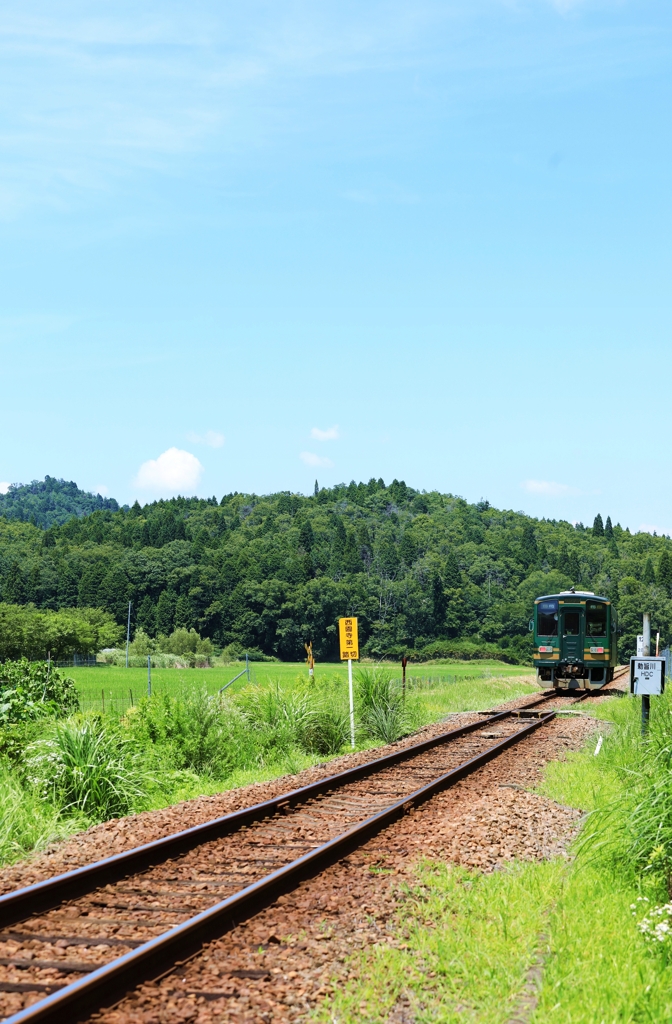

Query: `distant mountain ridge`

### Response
(0, 476, 119, 528)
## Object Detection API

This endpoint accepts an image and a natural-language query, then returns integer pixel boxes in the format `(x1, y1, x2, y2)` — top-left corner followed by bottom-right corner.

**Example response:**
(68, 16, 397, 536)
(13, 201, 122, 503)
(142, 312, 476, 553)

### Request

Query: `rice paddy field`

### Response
(68, 659, 537, 718)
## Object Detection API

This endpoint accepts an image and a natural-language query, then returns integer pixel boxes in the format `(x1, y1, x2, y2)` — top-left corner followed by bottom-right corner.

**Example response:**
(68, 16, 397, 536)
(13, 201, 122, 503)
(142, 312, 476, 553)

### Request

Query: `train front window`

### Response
(537, 600, 558, 636)
(586, 601, 607, 637)
(563, 611, 580, 636)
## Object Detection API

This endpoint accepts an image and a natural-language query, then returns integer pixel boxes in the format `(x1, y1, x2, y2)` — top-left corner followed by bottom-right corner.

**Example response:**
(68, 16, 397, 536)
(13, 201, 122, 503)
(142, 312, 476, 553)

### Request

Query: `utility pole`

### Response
(126, 601, 132, 668)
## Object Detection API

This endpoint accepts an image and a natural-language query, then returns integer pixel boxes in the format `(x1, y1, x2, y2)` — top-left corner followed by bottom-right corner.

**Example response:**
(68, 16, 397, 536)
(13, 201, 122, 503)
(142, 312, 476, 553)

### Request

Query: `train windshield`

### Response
(537, 600, 558, 636)
(586, 601, 607, 637)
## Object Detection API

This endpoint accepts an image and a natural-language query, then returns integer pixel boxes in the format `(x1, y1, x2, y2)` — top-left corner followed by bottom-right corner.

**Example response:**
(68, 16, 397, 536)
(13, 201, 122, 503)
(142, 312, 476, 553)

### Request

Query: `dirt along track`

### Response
(0, 683, 623, 1023)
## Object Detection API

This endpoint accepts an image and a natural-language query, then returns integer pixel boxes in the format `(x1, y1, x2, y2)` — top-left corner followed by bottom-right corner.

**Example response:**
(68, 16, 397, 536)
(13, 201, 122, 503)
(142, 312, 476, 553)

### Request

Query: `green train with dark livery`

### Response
(531, 589, 618, 689)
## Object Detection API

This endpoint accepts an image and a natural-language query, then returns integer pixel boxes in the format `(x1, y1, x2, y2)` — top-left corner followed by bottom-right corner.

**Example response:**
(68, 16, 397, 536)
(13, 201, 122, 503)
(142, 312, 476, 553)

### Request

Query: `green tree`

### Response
(593, 513, 604, 537)
(3, 562, 26, 604)
(658, 549, 672, 597)
(136, 595, 157, 636)
(444, 551, 461, 588)
(78, 562, 106, 607)
(521, 524, 538, 567)
(605, 516, 614, 540)
(298, 519, 315, 552)
(174, 594, 192, 629)
(156, 590, 177, 635)
(98, 565, 130, 623)
(643, 557, 656, 584)
(568, 550, 581, 584)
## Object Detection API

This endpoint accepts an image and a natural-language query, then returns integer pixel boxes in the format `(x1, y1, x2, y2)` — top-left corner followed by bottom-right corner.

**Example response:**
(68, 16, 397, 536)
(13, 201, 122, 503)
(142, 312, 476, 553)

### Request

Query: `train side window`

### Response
(537, 600, 558, 636)
(563, 611, 580, 635)
(586, 601, 607, 637)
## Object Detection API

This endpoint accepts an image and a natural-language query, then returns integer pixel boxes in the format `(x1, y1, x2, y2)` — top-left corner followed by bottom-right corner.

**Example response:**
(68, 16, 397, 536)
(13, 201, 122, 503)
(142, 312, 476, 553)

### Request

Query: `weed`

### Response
(0, 768, 77, 865)
(355, 667, 417, 743)
(24, 716, 151, 822)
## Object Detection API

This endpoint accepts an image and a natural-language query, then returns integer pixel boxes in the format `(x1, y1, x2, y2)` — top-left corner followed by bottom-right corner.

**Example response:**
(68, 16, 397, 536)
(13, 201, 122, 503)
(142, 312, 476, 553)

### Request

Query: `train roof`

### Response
(535, 591, 610, 603)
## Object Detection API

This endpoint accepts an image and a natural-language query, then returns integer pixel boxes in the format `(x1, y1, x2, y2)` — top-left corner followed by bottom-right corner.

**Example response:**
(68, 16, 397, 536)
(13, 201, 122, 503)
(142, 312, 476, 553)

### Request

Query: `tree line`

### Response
(0, 477, 669, 662)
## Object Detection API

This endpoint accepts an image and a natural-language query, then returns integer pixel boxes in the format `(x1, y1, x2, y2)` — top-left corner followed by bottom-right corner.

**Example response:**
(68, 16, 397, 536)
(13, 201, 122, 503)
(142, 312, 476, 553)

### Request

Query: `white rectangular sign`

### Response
(630, 657, 665, 696)
(636, 635, 646, 656)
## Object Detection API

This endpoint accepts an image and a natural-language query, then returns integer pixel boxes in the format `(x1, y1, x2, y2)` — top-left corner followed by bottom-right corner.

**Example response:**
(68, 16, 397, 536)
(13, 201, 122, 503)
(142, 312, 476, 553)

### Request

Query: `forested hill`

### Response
(0, 477, 119, 528)
(0, 477, 670, 662)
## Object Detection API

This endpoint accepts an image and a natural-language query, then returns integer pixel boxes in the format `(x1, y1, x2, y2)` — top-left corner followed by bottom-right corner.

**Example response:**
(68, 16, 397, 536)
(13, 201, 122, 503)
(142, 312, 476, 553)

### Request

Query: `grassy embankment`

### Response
(0, 662, 536, 868)
(317, 693, 672, 1023)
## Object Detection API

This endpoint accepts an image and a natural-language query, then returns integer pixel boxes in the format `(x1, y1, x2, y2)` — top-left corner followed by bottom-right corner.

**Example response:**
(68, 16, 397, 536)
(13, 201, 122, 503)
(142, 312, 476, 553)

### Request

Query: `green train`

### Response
(531, 589, 618, 689)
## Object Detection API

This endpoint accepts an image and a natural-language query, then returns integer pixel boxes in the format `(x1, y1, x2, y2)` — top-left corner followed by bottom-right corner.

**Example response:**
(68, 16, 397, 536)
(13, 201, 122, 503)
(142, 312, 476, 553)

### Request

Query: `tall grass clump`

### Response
(355, 667, 417, 744)
(580, 693, 672, 893)
(24, 717, 151, 823)
(238, 679, 351, 757)
(0, 769, 76, 865)
(128, 688, 262, 779)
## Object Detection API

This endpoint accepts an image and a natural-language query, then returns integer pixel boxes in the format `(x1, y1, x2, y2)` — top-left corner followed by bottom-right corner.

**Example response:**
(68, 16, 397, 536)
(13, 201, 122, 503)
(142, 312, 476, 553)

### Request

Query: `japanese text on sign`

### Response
(630, 656, 665, 696)
(338, 617, 359, 660)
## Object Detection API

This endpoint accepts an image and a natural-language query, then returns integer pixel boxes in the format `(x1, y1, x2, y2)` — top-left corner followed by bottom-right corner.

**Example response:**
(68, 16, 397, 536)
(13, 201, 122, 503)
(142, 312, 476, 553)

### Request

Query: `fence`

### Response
(53, 655, 100, 668)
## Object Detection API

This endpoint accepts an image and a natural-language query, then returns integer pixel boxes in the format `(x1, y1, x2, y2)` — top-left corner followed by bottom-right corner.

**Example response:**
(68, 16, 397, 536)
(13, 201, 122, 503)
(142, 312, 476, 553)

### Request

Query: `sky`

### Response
(0, 1, 671, 532)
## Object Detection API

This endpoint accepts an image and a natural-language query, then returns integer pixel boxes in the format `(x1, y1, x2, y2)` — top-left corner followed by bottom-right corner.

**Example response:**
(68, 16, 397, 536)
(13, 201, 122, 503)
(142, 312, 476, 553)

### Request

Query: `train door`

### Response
(560, 606, 582, 662)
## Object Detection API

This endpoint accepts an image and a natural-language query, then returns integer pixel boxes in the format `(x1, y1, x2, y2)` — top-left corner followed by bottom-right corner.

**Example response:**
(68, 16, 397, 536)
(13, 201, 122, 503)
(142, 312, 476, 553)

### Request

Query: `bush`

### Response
(355, 667, 416, 743)
(128, 689, 262, 779)
(0, 768, 75, 865)
(300, 705, 351, 756)
(238, 679, 351, 757)
(0, 658, 79, 726)
(24, 717, 150, 822)
(580, 693, 672, 892)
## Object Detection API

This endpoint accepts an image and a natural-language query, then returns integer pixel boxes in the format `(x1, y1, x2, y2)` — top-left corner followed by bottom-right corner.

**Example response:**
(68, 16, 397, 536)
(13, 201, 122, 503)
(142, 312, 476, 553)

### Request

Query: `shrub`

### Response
(128, 689, 261, 779)
(578, 693, 672, 891)
(237, 680, 350, 757)
(24, 717, 150, 822)
(0, 658, 79, 726)
(300, 705, 351, 756)
(0, 768, 75, 865)
(355, 667, 416, 743)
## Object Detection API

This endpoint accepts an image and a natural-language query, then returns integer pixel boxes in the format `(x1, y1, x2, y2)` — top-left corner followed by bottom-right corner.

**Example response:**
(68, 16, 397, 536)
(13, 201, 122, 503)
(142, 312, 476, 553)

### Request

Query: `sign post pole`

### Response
(348, 658, 354, 748)
(339, 617, 359, 749)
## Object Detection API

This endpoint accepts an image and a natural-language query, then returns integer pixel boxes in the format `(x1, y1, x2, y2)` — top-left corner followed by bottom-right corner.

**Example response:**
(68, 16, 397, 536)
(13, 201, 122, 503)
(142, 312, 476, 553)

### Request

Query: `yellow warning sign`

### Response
(339, 617, 359, 660)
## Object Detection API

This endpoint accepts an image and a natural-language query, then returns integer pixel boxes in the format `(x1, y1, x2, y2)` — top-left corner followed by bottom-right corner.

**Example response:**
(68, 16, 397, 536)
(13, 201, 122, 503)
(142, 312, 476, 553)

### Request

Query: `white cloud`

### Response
(522, 480, 578, 497)
(187, 430, 225, 448)
(135, 447, 203, 494)
(0, 482, 10, 494)
(311, 425, 339, 441)
(300, 451, 333, 468)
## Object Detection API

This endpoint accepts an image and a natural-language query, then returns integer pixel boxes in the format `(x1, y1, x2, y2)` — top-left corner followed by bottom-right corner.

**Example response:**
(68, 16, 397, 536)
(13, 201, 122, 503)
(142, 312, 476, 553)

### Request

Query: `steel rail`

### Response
(0, 701, 548, 928)
(4, 710, 556, 1024)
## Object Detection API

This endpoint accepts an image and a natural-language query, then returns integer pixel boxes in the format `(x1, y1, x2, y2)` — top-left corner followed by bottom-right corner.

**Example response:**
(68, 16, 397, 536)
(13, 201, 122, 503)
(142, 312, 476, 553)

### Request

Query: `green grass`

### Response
(68, 660, 537, 718)
(0, 768, 83, 865)
(316, 692, 672, 1023)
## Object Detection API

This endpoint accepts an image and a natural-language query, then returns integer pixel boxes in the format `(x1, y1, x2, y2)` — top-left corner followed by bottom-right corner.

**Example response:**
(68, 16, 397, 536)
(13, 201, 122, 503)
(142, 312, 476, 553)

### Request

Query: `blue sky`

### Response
(1, 1, 671, 532)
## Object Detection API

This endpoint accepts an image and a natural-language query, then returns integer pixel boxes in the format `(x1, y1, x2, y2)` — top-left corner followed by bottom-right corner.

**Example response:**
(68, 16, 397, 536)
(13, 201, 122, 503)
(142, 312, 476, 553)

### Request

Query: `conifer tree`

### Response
(605, 516, 614, 539)
(593, 513, 604, 537)
(643, 557, 656, 585)
(658, 549, 672, 596)
(156, 590, 177, 635)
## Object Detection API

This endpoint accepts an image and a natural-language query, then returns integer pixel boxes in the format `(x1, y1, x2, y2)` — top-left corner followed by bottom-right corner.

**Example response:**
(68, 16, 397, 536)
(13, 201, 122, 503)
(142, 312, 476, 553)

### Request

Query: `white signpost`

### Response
(630, 657, 665, 696)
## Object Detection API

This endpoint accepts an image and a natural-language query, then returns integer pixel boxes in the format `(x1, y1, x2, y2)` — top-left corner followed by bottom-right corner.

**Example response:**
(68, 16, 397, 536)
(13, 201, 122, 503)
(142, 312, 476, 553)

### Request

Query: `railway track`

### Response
(0, 687, 609, 1023)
